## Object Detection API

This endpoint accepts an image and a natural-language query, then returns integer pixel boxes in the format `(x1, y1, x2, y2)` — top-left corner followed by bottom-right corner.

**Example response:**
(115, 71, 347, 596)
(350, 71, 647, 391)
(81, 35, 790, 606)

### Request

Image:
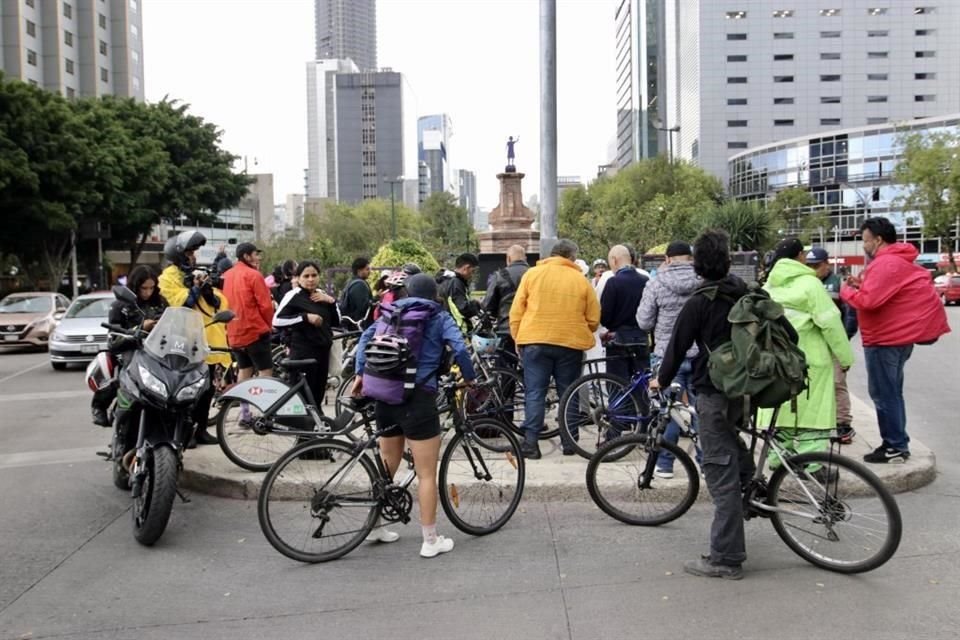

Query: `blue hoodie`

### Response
(355, 297, 477, 391)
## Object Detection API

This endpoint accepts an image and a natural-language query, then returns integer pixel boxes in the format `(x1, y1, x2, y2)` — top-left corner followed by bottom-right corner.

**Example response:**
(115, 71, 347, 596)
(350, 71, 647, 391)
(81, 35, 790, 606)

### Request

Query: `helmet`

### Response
(471, 333, 500, 355)
(384, 270, 409, 289)
(401, 263, 421, 276)
(85, 352, 116, 392)
(363, 335, 411, 374)
(163, 230, 207, 266)
(592, 259, 608, 268)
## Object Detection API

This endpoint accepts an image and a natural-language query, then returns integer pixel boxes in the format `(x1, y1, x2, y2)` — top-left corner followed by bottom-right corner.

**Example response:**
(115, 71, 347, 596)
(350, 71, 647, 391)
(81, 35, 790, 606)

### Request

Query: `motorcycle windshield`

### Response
(143, 307, 210, 367)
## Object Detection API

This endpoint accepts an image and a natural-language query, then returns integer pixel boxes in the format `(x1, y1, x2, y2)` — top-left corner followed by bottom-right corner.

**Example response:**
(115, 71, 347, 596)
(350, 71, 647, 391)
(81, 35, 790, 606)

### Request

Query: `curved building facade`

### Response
(728, 113, 960, 262)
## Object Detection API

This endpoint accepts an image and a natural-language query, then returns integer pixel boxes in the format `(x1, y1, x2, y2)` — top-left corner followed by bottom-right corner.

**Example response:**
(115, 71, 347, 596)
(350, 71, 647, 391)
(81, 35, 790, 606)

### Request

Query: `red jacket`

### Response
(840, 243, 950, 347)
(222, 261, 274, 348)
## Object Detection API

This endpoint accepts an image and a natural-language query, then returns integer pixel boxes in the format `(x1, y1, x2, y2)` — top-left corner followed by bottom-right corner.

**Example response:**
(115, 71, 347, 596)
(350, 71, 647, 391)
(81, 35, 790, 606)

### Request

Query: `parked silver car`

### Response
(49, 292, 114, 370)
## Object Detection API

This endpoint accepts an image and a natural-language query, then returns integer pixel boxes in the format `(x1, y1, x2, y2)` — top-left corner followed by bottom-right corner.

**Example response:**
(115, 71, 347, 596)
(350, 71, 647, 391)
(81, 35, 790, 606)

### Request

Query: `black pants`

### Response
(292, 348, 331, 414)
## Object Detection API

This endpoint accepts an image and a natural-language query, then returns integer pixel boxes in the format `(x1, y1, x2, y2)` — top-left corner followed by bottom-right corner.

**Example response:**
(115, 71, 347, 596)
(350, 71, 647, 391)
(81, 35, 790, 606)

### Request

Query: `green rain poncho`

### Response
(758, 258, 854, 458)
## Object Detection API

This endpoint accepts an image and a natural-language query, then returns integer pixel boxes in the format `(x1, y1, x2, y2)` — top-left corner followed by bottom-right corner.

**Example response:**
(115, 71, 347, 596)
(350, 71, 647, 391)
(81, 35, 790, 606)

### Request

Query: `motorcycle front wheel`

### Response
(133, 445, 179, 546)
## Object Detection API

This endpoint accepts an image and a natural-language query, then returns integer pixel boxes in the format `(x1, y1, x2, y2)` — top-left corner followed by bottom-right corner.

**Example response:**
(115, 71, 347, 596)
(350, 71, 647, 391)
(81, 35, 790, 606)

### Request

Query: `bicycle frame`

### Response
(218, 372, 343, 438)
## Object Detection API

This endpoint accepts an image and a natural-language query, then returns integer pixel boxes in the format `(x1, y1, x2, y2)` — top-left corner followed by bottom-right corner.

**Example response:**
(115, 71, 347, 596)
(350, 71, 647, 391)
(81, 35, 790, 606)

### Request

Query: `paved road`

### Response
(1, 309, 958, 640)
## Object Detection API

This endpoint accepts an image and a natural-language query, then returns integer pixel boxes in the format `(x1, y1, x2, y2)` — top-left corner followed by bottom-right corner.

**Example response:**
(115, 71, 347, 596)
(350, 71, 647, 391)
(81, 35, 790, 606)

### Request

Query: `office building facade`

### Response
(458, 169, 477, 225)
(418, 114, 454, 196)
(1, 0, 144, 99)
(306, 58, 359, 200)
(314, 0, 376, 71)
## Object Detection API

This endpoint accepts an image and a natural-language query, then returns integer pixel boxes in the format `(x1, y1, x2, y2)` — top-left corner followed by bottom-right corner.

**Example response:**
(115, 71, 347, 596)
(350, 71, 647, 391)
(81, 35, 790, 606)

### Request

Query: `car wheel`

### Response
(51, 362, 67, 371)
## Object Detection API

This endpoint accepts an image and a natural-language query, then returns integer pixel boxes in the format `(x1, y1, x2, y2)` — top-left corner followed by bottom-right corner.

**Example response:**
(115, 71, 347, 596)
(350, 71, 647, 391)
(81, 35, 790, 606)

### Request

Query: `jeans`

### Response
(696, 392, 754, 567)
(521, 344, 583, 448)
(650, 355, 702, 470)
(864, 345, 913, 452)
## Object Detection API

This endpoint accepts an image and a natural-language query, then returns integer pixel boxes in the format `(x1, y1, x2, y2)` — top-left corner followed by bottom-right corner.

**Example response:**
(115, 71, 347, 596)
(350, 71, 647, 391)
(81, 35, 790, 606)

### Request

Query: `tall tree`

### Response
(767, 187, 826, 243)
(702, 200, 778, 251)
(419, 192, 477, 262)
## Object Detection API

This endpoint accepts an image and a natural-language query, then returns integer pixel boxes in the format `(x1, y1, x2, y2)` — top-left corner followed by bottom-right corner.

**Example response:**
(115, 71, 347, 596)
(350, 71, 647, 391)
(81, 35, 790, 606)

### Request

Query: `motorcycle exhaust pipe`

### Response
(122, 449, 137, 473)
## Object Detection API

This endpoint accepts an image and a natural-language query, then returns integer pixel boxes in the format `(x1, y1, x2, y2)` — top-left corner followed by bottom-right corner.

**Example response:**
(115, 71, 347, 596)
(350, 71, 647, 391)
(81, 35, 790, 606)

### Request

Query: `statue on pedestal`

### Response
(506, 136, 519, 171)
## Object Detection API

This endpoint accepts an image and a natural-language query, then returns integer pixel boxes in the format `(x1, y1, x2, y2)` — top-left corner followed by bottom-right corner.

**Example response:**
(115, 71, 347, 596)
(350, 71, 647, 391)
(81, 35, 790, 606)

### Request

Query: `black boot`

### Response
(193, 427, 219, 445)
(92, 406, 111, 427)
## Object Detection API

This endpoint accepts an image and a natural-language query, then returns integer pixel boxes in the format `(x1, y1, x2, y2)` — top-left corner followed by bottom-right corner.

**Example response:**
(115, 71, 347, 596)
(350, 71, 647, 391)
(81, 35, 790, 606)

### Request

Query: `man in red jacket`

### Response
(841, 217, 950, 464)
(222, 243, 277, 383)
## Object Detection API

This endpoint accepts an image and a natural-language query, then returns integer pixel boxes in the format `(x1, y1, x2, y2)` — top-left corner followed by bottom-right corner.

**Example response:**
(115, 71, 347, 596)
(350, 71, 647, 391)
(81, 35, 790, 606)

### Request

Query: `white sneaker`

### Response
(420, 535, 454, 558)
(365, 527, 400, 543)
(654, 467, 674, 479)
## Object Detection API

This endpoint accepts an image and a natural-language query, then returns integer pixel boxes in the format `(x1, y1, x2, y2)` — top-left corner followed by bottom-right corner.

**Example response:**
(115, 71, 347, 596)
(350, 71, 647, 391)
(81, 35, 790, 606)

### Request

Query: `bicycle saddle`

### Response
(279, 358, 318, 368)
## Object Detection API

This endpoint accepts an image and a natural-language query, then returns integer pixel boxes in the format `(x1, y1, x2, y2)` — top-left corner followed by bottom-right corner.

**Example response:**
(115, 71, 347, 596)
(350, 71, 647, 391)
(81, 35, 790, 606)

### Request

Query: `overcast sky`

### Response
(143, 0, 616, 211)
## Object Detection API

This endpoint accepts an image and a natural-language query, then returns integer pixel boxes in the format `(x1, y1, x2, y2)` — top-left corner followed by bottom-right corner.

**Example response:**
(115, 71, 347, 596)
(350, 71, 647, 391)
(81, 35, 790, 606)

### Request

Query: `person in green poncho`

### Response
(759, 239, 854, 474)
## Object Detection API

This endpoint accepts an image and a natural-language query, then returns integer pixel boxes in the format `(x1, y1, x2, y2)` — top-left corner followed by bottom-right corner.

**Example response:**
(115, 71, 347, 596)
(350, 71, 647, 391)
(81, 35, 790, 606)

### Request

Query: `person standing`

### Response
(759, 239, 854, 476)
(841, 217, 950, 463)
(339, 256, 374, 326)
(636, 241, 701, 478)
(591, 259, 608, 288)
(439, 253, 482, 332)
(481, 244, 529, 364)
(510, 239, 600, 458)
(805, 247, 856, 443)
(600, 244, 649, 382)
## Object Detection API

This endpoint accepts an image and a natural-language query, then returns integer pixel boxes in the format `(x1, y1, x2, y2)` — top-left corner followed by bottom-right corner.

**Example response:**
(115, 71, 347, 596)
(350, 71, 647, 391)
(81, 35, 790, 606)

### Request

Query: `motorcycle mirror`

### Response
(211, 310, 235, 324)
(113, 285, 137, 304)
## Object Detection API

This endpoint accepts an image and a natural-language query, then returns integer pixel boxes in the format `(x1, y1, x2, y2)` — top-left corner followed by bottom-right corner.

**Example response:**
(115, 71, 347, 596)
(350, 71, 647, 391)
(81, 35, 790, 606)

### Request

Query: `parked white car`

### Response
(49, 292, 114, 370)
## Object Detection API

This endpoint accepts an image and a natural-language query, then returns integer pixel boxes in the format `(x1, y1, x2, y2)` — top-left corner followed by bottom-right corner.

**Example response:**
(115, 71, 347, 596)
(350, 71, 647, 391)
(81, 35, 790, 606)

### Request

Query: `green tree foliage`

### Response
(307, 199, 422, 260)
(894, 131, 960, 269)
(701, 200, 777, 251)
(419, 192, 477, 262)
(368, 238, 440, 286)
(767, 187, 826, 243)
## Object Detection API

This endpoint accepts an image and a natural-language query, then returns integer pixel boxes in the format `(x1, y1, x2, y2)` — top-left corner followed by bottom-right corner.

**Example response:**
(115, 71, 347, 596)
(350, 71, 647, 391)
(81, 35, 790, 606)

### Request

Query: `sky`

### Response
(142, 0, 617, 211)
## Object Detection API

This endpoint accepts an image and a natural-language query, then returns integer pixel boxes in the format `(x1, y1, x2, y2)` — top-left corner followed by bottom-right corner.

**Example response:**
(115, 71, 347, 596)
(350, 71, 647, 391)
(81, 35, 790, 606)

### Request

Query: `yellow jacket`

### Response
(509, 256, 600, 350)
(159, 265, 232, 367)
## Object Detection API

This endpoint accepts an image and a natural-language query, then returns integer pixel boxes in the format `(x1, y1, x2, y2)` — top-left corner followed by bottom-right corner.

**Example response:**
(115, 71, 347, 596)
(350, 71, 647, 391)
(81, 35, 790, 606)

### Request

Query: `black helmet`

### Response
(363, 335, 411, 374)
(401, 262, 421, 276)
(163, 231, 207, 267)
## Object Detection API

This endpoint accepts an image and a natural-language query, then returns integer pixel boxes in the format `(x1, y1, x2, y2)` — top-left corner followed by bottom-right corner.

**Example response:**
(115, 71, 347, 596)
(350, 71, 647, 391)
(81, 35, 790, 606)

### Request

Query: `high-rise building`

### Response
(418, 161, 431, 205)
(418, 114, 454, 196)
(1, 0, 145, 100)
(670, 2, 960, 184)
(458, 169, 478, 225)
(306, 58, 359, 199)
(314, 0, 377, 71)
(334, 70, 417, 204)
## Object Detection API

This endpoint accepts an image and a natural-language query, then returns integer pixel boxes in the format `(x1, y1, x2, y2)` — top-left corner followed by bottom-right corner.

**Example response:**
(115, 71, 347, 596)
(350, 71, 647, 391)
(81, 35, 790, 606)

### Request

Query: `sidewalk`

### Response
(180, 391, 936, 501)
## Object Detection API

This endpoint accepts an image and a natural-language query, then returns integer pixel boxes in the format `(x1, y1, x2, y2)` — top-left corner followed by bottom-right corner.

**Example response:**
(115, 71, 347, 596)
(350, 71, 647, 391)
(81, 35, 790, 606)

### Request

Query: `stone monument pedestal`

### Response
(478, 168, 540, 255)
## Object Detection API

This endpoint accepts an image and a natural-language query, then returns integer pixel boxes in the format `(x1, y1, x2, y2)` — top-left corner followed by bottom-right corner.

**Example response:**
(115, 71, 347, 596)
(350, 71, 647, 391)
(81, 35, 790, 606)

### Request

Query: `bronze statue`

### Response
(506, 136, 519, 168)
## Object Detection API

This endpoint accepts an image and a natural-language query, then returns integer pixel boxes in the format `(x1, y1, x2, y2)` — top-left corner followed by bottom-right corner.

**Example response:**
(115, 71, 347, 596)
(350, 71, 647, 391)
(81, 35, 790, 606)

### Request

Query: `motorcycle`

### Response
(103, 285, 233, 546)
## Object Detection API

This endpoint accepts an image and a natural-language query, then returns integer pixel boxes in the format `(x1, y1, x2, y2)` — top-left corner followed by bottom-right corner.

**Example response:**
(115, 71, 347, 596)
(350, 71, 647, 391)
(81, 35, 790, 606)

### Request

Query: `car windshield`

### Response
(65, 297, 112, 319)
(0, 295, 52, 314)
(143, 306, 209, 366)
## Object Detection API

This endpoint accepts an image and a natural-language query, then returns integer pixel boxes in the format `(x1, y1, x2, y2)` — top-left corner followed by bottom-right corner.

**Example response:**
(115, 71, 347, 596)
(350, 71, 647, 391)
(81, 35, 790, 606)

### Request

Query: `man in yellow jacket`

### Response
(510, 239, 600, 458)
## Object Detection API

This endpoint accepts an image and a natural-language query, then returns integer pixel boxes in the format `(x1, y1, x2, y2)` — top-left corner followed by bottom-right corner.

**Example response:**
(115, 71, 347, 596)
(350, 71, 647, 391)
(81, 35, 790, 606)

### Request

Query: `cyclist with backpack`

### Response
(481, 244, 529, 365)
(339, 256, 373, 326)
(650, 230, 799, 580)
(759, 239, 854, 477)
(439, 253, 482, 333)
(352, 273, 478, 558)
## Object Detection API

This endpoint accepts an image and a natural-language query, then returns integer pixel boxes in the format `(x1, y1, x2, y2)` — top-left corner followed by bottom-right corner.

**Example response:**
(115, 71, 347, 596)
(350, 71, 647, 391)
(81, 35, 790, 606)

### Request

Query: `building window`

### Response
(867, 51, 888, 59)
(728, 141, 749, 149)
(100, 67, 109, 83)
(63, 2, 72, 19)
(915, 72, 936, 80)
(98, 13, 107, 29)
(773, 75, 794, 83)
(27, 79, 37, 86)
(915, 95, 936, 102)
(727, 55, 747, 62)
(66, 87, 75, 99)
(130, 24, 138, 38)
(820, 74, 841, 82)
(914, 7, 934, 14)
(727, 98, 748, 105)
(820, 118, 841, 126)
(132, 76, 141, 91)
(772, 10, 793, 18)
(868, 73, 889, 80)
(727, 120, 748, 127)
(773, 97, 795, 105)
(821, 96, 841, 104)
(915, 50, 936, 58)
(725, 11, 746, 19)
(99, 40, 108, 55)
(867, 117, 888, 124)
(64, 30, 73, 47)
(727, 33, 747, 40)
(773, 53, 794, 61)
(820, 31, 841, 38)
(65, 58, 74, 75)
(25, 0, 34, 7)
(773, 32, 794, 39)
(774, 119, 794, 126)
(727, 77, 748, 84)
(915, 29, 935, 36)
(867, 30, 889, 37)
(25, 19, 36, 36)
(131, 50, 139, 65)
(868, 7, 888, 15)
(26, 49, 37, 66)
(821, 52, 841, 60)
(867, 95, 888, 103)
(130, 0, 138, 11)
(819, 9, 841, 16)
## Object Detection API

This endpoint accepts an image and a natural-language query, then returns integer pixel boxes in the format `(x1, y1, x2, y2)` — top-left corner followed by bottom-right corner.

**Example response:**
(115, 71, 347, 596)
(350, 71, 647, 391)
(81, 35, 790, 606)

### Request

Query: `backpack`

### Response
(361, 300, 438, 405)
(700, 285, 808, 410)
(496, 268, 520, 326)
(338, 278, 367, 318)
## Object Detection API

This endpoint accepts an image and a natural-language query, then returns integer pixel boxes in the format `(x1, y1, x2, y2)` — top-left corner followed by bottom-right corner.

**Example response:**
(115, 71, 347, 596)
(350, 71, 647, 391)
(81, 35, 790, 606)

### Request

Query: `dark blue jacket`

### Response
(600, 267, 648, 332)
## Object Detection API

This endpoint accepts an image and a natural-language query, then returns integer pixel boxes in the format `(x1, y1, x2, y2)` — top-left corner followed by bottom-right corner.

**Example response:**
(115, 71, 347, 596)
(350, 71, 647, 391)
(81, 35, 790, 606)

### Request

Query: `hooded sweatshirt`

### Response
(636, 262, 701, 359)
(840, 243, 950, 347)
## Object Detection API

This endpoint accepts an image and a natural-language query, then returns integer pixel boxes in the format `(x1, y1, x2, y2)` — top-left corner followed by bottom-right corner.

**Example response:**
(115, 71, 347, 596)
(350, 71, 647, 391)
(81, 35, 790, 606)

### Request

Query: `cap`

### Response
(592, 259, 608, 267)
(773, 238, 805, 261)
(666, 241, 693, 257)
(805, 247, 829, 264)
(405, 273, 438, 300)
(235, 242, 260, 259)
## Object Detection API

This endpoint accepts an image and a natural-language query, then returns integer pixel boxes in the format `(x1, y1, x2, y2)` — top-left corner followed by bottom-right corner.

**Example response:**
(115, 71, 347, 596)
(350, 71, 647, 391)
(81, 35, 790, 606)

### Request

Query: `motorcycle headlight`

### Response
(137, 364, 168, 397)
(175, 378, 207, 402)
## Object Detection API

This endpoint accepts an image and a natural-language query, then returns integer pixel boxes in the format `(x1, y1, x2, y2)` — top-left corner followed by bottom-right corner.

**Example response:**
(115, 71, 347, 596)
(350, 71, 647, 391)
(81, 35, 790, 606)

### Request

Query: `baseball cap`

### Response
(773, 238, 805, 261)
(805, 247, 829, 264)
(666, 241, 693, 257)
(235, 242, 261, 259)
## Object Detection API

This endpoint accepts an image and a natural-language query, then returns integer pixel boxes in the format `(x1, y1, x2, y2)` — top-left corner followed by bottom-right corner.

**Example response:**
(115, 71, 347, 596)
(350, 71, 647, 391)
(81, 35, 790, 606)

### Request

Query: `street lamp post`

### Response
(384, 177, 403, 240)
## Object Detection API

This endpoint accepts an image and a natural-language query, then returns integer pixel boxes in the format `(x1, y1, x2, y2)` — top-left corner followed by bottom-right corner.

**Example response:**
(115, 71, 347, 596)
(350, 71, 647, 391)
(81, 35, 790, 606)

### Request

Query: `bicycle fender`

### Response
(219, 378, 308, 416)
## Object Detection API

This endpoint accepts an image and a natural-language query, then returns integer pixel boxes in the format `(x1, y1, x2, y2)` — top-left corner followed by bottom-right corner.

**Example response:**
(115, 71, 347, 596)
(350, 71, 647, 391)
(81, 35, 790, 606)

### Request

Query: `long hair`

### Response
(126, 265, 164, 308)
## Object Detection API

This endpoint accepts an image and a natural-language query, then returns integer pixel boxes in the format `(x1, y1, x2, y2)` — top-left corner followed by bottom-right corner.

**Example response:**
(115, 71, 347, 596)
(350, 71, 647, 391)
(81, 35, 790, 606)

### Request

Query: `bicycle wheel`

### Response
(586, 433, 699, 526)
(258, 439, 379, 563)
(559, 372, 644, 459)
(468, 367, 559, 440)
(439, 418, 525, 536)
(216, 399, 298, 472)
(334, 372, 358, 415)
(767, 451, 902, 573)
